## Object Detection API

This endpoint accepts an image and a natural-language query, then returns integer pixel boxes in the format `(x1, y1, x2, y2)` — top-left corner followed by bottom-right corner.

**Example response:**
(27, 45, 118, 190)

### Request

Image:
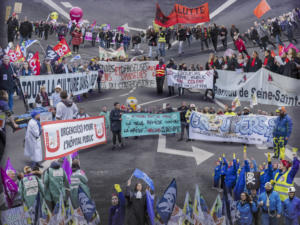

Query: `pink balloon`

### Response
(69, 7, 83, 22)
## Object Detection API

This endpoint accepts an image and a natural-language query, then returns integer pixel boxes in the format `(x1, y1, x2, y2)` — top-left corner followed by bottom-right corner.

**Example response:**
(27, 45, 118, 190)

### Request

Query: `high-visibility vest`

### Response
(274, 168, 294, 201)
(158, 31, 166, 43)
(156, 64, 166, 77)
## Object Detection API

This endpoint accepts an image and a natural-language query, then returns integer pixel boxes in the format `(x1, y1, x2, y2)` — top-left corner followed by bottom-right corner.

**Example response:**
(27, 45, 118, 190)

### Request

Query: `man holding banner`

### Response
(156, 58, 166, 95)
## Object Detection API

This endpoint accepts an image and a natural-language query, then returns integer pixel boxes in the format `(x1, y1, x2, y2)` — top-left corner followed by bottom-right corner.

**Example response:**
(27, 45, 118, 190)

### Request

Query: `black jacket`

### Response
(178, 28, 186, 41)
(7, 17, 19, 34)
(19, 21, 32, 37)
(263, 56, 275, 72)
(0, 63, 15, 94)
(178, 106, 188, 122)
(110, 109, 122, 132)
(282, 60, 299, 79)
(245, 57, 262, 72)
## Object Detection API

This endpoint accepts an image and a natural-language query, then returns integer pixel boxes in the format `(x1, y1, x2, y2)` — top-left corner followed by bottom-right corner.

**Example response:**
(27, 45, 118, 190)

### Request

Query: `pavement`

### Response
(1, 0, 300, 224)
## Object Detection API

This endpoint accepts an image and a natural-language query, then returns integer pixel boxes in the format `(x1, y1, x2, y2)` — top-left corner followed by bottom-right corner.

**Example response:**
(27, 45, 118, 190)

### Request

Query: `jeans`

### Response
(148, 46, 153, 57)
(158, 42, 166, 56)
(8, 92, 13, 111)
(100, 39, 105, 48)
(261, 213, 278, 225)
(178, 41, 184, 54)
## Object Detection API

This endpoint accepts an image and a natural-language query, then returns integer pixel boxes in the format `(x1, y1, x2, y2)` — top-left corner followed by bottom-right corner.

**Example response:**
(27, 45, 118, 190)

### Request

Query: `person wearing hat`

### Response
(272, 106, 293, 159)
(0, 55, 17, 111)
(50, 85, 61, 108)
(6, 12, 19, 43)
(242, 107, 251, 115)
(24, 110, 43, 168)
(185, 103, 197, 142)
(19, 166, 44, 208)
(283, 186, 300, 225)
(258, 182, 282, 225)
(274, 150, 299, 202)
(155, 58, 166, 95)
(109, 184, 125, 225)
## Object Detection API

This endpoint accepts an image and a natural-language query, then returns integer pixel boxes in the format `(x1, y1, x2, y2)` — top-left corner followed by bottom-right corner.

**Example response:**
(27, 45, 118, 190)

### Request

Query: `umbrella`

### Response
(223, 48, 235, 57)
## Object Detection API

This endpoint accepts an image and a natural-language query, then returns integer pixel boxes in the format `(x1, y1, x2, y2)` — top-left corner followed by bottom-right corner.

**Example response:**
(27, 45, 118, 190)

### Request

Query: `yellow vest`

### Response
(185, 109, 197, 123)
(225, 112, 236, 116)
(158, 32, 166, 43)
(274, 168, 294, 201)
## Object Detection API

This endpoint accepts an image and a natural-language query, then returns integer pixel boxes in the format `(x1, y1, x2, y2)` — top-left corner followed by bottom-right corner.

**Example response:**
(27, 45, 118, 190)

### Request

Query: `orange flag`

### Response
(278, 45, 284, 56)
(271, 50, 276, 57)
(253, 0, 271, 18)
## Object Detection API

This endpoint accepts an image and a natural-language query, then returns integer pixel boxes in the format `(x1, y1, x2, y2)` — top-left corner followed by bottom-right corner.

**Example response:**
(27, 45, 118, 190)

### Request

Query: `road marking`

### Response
(119, 87, 136, 97)
(294, 178, 300, 186)
(43, 0, 70, 20)
(61, 1, 72, 8)
(157, 135, 214, 166)
(209, 0, 237, 20)
(139, 95, 178, 106)
(91, 97, 113, 102)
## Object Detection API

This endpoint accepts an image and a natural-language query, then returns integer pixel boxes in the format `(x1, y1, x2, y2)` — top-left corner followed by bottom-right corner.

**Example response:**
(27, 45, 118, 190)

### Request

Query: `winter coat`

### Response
(282, 60, 299, 79)
(24, 119, 42, 162)
(18, 174, 44, 208)
(263, 56, 275, 72)
(234, 160, 250, 201)
(271, 21, 281, 36)
(225, 159, 238, 190)
(250, 29, 259, 40)
(245, 57, 262, 72)
(35, 92, 50, 107)
(70, 169, 90, 209)
(110, 109, 122, 132)
(213, 164, 221, 187)
(259, 162, 273, 194)
(210, 27, 219, 41)
(43, 162, 69, 206)
(0, 63, 15, 94)
(274, 157, 299, 187)
(178, 28, 186, 41)
(125, 186, 147, 225)
(283, 196, 300, 221)
(19, 21, 33, 37)
(7, 17, 19, 34)
(56, 99, 78, 120)
(147, 32, 157, 46)
(237, 201, 257, 225)
(109, 192, 126, 225)
(258, 190, 282, 214)
(273, 114, 293, 138)
(72, 30, 82, 46)
(115, 33, 124, 44)
(234, 38, 246, 52)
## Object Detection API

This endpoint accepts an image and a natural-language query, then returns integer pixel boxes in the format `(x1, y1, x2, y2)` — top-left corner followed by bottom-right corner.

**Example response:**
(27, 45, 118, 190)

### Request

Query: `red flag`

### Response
(271, 50, 276, 57)
(253, 0, 271, 18)
(15, 45, 25, 62)
(278, 45, 285, 56)
(53, 38, 72, 59)
(7, 50, 17, 63)
(28, 51, 40, 75)
(155, 3, 210, 27)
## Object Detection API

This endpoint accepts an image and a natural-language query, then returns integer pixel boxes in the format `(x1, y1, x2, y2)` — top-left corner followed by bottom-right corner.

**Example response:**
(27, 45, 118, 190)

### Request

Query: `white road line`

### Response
(209, 0, 237, 19)
(294, 178, 300, 186)
(91, 97, 113, 102)
(43, 0, 70, 20)
(61, 1, 72, 8)
(139, 95, 178, 106)
(119, 93, 130, 97)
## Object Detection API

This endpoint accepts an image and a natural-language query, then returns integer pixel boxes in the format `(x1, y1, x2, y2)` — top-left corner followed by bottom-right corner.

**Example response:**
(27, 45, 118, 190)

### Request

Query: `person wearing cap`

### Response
(258, 182, 282, 225)
(185, 104, 197, 142)
(155, 58, 166, 95)
(6, 12, 19, 43)
(43, 160, 69, 210)
(242, 107, 251, 115)
(18, 166, 44, 208)
(24, 110, 43, 168)
(70, 159, 90, 209)
(0, 55, 17, 111)
(272, 106, 293, 159)
(109, 184, 126, 225)
(274, 150, 299, 202)
(50, 85, 61, 108)
(283, 186, 300, 225)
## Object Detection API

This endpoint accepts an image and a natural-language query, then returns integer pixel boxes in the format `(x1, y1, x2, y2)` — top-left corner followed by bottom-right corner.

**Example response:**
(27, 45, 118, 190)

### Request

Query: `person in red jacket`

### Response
(233, 32, 249, 57)
(155, 58, 166, 95)
(71, 26, 82, 54)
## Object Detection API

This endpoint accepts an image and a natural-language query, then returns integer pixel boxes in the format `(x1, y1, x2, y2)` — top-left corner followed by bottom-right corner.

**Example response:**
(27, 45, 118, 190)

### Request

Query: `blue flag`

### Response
(133, 168, 154, 191)
(156, 178, 177, 224)
(70, 54, 81, 62)
(146, 190, 155, 225)
(78, 186, 96, 222)
(45, 45, 60, 63)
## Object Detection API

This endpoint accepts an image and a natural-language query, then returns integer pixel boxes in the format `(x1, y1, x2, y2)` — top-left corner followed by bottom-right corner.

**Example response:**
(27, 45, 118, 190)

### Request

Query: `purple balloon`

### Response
(69, 7, 83, 22)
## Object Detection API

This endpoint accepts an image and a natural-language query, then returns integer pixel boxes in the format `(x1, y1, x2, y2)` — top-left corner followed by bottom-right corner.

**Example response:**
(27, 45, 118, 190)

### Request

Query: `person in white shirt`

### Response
(56, 91, 78, 120)
(50, 85, 62, 108)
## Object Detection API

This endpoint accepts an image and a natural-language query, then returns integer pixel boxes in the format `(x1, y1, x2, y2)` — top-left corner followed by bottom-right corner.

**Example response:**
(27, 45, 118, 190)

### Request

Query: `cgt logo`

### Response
(94, 123, 105, 139)
(45, 130, 60, 153)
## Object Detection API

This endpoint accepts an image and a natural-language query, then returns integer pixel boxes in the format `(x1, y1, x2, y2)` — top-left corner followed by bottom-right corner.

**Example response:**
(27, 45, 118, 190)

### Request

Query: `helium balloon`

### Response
(50, 12, 58, 20)
(69, 7, 83, 23)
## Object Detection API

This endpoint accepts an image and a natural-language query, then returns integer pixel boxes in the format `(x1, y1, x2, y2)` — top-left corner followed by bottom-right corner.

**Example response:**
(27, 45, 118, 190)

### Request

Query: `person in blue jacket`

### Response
(109, 184, 125, 225)
(225, 153, 238, 195)
(237, 192, 257, 225)
(283, 186, 300, 225)
(259, 153, 273, 194)
(272, 106, 293, 159)
(213, 157, 222, 188)
(220, 154, 228, 190)
(258, 182, 282, 225)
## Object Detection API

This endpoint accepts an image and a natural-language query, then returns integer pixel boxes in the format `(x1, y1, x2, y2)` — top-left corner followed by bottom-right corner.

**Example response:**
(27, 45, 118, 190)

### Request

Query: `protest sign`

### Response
(99, 46, 126, 60)
(121, 112, 181, 137)
(0, 205, 27, 225)
(155, 3, 210, 27)
(166, 69, 214, 89)
(85, 32, 100, 42)
(19, 71, 98, 104)
(215, 68, 300, 107)
(42, 116, 106, 160)
(98, 61, 158, 89)
(246, 172, 260, 190)
(189, 112, 276, 146)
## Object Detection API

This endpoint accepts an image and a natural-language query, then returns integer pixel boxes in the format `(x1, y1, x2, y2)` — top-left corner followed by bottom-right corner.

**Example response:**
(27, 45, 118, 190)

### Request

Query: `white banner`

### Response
(166, 69, 214, 89)
(98, 61, 158, 89)
(189, 111, 276, 146)
(42, 116, 106, 160)
(19, 72, 98, 104)
(215, 68, 300, 106)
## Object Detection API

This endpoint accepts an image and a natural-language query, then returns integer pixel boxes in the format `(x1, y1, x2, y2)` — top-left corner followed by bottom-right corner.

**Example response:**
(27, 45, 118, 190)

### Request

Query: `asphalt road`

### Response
(1, 0, 300, 224)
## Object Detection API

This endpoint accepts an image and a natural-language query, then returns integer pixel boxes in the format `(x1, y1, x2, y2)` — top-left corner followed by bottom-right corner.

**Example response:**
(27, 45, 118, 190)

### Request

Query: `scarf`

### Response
(264, 57, 268, 66)
(251, 58, 256, 67)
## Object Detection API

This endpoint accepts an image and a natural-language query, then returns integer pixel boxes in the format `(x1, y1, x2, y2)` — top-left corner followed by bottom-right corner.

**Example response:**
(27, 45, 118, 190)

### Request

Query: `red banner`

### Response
(15, 45, 25, 62)
(53, 38, 71, 59)
(28, 51, 40, 75)
(155, 3, 210, 27)
(8, 50, 17, 63)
